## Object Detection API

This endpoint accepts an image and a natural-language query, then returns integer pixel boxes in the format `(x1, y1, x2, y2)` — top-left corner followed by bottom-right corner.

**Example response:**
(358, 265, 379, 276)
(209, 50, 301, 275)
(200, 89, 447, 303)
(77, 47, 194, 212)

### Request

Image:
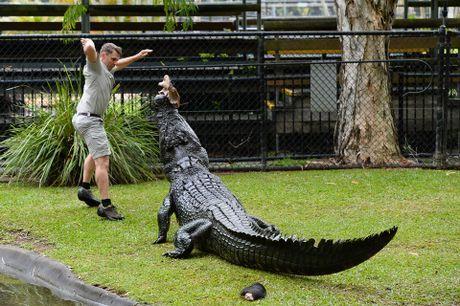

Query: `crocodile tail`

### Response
(220, 226, 397, 275)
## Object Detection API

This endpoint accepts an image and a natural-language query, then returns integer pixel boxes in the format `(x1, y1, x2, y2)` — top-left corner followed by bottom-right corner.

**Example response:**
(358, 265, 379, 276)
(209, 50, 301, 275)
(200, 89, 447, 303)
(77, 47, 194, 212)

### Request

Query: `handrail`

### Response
(407, 0, 460, 7)
(262, 18, 460, 31)
(0, 4, 260, 17)
(0, 21, 237, 32)
(0, 30, 441, 40)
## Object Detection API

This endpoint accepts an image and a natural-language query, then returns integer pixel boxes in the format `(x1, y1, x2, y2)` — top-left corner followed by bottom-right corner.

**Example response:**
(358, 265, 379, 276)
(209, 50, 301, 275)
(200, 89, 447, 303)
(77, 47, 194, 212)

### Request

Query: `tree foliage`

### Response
(62, 3, 87, 34)
(62, 1, 197, 33)
(163, 0, 197, 31)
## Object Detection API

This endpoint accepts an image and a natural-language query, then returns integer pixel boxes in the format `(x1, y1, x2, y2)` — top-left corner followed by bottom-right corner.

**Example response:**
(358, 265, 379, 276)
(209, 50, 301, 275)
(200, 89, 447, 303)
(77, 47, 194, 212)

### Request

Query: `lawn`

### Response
(0, 169, 458, 305)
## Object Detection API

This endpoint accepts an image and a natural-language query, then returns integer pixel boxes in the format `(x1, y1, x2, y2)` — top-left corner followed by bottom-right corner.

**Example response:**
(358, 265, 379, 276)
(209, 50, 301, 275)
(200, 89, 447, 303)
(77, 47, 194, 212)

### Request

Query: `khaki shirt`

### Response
(76, 55, 115, 116)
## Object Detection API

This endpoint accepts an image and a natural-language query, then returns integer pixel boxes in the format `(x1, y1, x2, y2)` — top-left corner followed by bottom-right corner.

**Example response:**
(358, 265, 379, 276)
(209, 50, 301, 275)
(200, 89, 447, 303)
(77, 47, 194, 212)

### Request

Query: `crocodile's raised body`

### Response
(152, 85, 397, 276)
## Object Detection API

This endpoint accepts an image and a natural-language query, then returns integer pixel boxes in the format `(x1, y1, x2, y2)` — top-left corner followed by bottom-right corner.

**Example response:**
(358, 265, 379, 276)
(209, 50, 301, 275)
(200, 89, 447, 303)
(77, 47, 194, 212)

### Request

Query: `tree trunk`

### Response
(334, 0, 408, 166)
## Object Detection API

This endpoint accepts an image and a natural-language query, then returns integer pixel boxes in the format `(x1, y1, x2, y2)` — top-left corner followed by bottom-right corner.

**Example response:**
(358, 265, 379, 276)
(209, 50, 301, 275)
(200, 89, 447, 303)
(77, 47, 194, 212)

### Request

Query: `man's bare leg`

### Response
(77, 154, 100, 207)
(94, 155, 110, 200)
(94, 155, 124, 220)
(82, 154, 95, 183)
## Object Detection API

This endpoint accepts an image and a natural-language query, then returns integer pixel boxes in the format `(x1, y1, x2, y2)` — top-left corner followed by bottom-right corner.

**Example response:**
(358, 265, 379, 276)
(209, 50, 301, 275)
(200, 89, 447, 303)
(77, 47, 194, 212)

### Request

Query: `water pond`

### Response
(0, 273, 82, 306)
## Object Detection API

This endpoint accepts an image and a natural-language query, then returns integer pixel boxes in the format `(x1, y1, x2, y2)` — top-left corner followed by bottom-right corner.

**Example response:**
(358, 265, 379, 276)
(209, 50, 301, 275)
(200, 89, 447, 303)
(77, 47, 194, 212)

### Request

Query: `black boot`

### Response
(97, 203, 124, 221)
(77, 186, 100, 207)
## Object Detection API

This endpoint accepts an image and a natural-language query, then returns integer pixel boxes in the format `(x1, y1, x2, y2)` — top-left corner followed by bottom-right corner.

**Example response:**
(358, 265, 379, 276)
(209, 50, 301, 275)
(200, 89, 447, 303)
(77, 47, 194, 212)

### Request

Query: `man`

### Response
(72, 38, 152, 221)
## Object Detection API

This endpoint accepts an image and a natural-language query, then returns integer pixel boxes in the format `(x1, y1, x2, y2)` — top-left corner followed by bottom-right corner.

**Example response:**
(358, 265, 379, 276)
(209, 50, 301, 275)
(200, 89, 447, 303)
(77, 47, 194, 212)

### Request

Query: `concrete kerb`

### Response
(0, 245, 143, 306)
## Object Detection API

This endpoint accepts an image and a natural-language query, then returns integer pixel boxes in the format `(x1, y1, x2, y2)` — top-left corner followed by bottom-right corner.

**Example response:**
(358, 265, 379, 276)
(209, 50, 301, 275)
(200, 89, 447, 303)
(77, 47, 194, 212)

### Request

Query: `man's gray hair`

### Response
(100, 43, 122, 56)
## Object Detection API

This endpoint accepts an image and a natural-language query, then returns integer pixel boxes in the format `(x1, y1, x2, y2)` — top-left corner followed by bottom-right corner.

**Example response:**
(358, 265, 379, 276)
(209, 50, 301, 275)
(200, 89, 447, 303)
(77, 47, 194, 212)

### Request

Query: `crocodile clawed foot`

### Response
(163, 250, 185, 258)
(153, 236, 167, 244)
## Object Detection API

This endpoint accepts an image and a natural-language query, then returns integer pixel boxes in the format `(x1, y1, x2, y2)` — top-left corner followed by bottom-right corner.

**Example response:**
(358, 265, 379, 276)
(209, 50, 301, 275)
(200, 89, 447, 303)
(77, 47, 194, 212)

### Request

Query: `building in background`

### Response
(196, 0, 459, 18)
(1, 0, 459, 29)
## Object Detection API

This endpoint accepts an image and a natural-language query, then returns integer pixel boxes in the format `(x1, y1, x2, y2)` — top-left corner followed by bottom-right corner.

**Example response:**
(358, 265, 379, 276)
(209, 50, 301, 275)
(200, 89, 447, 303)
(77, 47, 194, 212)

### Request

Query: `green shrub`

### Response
(0, 69, 159, 186)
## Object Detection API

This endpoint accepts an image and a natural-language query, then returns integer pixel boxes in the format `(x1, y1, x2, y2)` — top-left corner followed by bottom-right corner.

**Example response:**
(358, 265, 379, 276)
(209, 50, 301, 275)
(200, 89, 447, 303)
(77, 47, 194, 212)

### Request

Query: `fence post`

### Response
(256, 0, 261, 31)
(81, 0, 90, 33)
(398, 71, 405, 146)
(403, 0, 408, 19)
(242, 0, 247, 31)
(431, 0, 439, 19)
(442, 2, 451, 164)
(435, 23, 448, 168)
(258, 32, 267, 170)
(444, 33, 451, 159)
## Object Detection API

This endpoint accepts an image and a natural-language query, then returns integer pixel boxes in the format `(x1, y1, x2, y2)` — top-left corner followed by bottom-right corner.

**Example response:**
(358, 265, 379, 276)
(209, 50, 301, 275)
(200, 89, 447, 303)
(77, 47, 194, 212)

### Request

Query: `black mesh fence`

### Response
(0, 31, 458, 170)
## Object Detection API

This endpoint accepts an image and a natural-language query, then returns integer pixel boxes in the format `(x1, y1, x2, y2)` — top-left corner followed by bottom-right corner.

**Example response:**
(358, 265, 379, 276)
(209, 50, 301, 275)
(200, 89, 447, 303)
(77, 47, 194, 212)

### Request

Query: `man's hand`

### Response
(80, 38, 95, 49)
(137, 49, 153, 59)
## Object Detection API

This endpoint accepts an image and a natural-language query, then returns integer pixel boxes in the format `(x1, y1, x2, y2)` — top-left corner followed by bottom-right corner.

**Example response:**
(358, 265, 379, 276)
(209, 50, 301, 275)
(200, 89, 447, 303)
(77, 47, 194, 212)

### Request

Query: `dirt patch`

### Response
(1, 229, 54, 253)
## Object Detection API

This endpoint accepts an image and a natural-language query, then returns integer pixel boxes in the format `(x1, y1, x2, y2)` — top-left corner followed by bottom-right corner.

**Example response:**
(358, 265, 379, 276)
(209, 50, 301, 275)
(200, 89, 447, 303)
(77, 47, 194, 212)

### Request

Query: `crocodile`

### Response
(151, 76, 397, 276)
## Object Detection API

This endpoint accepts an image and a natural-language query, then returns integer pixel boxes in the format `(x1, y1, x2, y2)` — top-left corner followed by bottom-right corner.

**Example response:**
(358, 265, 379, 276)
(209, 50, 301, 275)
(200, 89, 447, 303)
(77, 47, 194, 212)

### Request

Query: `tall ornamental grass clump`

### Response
(0, 69, 159, 186)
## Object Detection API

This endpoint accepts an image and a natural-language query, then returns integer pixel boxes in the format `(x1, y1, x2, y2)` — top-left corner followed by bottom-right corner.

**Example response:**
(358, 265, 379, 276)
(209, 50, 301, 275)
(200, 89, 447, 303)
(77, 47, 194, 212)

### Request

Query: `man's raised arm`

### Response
(80, 38, 97, 63)
(114, 49, 153, 71)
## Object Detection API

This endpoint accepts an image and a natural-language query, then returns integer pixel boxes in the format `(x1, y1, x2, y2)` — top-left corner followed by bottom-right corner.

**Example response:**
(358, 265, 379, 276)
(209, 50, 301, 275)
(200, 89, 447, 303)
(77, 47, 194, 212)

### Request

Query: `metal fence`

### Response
(0, 31, 458, 170)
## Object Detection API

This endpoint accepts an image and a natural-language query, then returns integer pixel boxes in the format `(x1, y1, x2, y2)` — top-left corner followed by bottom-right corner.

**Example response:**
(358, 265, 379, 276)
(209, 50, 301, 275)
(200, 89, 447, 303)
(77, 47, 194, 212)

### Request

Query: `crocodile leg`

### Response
(163, 219, 212, 259)
(250, 215, 281, 238)
(153, 193, 175, 244)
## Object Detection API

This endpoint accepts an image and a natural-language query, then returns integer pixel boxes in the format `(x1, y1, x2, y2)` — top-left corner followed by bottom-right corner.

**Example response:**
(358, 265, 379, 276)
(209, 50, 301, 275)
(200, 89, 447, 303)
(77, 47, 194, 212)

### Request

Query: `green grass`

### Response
(0, 169, 458, 305)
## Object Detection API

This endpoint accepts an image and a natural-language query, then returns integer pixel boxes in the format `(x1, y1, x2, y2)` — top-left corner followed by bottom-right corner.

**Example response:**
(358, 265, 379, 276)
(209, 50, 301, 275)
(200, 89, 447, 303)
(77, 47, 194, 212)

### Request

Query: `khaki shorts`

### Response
(72, 114, 111, 159)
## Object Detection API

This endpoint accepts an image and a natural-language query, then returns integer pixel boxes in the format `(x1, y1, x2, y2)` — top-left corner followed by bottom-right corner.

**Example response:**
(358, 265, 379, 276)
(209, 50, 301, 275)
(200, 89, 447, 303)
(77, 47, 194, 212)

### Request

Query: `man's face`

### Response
(100, 50, 120, 70)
